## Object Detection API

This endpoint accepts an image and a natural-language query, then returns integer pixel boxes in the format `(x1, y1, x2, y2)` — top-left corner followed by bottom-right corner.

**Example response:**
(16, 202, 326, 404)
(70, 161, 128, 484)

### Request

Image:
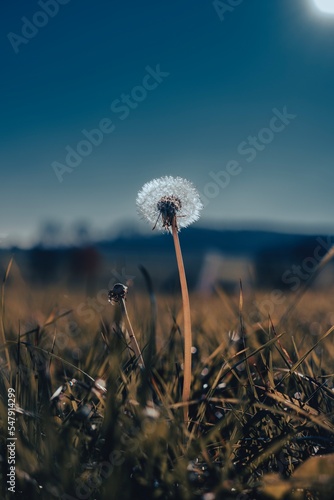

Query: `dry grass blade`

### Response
(0, 256, 13, 372)
(7, 340, 96, 382)
(275, 324, 334, 388)
(239, 280, 257, 399)
(247, 431, 294, 472)
(19, 309, 73, 339)
(139, 265, 157, 363)
(262, 389, 334, 432)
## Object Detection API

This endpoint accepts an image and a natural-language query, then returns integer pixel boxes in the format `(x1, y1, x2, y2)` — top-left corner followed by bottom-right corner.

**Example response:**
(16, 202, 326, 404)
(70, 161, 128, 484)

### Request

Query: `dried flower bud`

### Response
(108, 283, 128, 305)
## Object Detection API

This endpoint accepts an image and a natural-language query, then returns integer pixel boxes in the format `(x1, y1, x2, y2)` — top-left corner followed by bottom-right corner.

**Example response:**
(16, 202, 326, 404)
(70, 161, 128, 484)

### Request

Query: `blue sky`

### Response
(1, 0, 334, 247)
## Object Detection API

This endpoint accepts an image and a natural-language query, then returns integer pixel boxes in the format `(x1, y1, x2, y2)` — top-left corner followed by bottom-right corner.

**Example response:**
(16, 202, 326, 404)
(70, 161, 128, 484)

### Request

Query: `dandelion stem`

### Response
(172, 217, 191, 423)
(120, 298, 145, 369)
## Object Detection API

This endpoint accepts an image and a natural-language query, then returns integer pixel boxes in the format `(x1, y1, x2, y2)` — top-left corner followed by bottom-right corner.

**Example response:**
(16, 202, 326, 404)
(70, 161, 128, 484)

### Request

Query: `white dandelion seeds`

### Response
(136, 176, 203, 231)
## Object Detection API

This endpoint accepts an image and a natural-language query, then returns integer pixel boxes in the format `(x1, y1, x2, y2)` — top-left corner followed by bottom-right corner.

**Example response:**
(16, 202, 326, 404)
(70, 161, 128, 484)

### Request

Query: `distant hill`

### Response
(96, 227, 309, 257)
(1, 229, 333, 292)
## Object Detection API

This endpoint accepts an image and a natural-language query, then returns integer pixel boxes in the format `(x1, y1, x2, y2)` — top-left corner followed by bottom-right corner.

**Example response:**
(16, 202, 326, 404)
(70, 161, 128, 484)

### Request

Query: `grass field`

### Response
(1, 256, 334, 499)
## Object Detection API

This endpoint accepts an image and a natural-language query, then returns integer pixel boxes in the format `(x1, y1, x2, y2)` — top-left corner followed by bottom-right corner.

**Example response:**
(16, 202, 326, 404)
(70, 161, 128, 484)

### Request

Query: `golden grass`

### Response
(1, 258, 334, 499)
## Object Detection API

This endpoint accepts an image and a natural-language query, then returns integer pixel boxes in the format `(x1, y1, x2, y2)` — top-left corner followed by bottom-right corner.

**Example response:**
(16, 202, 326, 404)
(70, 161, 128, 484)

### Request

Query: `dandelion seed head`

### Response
(136, 176, 203, 231)
(157, 195, 182, 230)
(108, 283, 128, 305)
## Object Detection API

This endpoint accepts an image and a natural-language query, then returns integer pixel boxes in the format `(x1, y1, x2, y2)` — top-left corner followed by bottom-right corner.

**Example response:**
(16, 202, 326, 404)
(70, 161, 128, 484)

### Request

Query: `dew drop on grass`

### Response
(229, 330, 240, 342)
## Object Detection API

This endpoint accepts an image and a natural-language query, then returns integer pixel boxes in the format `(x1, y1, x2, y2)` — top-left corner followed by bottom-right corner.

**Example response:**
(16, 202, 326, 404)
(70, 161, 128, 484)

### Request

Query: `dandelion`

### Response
(136, 176, 203, 422)
(136, 176, 202, 232)
(108, 283, 145, 369)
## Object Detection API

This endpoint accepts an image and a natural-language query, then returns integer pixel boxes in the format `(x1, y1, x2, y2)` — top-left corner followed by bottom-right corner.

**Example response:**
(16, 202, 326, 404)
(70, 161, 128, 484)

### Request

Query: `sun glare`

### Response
(313, 0, 334, 14)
